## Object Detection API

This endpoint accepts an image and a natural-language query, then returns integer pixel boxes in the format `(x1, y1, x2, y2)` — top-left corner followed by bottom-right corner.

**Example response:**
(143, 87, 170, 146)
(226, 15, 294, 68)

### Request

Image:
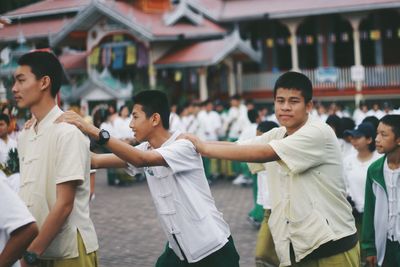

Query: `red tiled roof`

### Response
(59, 51, 87, 70)
(155, 39, 228, 67)
(0, 17, 72, 41)
(4, 0, 89, 17)
(110, 1, 225, 37)
(192, 0, 400, 20)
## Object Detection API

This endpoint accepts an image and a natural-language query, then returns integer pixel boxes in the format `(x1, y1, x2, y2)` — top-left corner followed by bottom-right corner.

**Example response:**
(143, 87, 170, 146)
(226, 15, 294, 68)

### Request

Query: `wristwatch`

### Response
(23, 251, 39, 265)
(97, 129, 111, 145)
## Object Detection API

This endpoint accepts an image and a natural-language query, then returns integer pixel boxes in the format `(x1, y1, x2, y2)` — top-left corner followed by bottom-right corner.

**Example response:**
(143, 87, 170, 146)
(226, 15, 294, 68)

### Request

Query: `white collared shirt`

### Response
(18, 106, 98, 259)
(127, 131, 230, 263)
(383, 159, 400, 242)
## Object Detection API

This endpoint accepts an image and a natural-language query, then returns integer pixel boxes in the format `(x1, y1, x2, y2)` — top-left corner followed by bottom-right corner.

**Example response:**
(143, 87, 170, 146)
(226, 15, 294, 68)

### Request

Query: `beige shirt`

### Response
(245, 116, 356, 266)
(18, 106, 98, 259)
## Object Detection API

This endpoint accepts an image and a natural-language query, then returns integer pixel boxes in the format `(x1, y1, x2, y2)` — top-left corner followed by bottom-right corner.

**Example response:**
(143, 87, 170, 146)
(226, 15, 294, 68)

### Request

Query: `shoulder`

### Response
(53, 122, 88, 144)
(368, 156, 385, 171)
(299, 118, 333, 139)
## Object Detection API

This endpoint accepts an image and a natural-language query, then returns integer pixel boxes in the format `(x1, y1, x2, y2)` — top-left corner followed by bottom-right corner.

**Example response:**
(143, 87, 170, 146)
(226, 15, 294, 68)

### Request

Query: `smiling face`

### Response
(12, 65, 44, 109)
(350, 136, 372, 152)
(129, 104, 155, 143)
(274, 88, 312, 135)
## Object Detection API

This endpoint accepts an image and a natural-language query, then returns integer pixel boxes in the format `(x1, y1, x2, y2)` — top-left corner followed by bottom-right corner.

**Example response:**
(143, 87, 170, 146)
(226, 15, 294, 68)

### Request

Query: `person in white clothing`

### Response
(342, 122, 381, 255)
(114, 105, 135, 143)
(0, 177, 38, 267)
(366, 103, 385, 119)
(0, 114, 17, 165)
(196, 100, 222, 181)
(56, 90, 240, 267)
(353, 102, 369, 126)
(253, 120, 280, 267)
(0, 113, 20, 192)
(169, 103, 185, 134)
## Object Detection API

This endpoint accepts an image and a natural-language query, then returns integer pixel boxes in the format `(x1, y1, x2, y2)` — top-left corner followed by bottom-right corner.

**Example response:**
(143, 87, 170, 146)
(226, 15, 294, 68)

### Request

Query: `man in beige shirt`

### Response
(12, 51, 98, 267)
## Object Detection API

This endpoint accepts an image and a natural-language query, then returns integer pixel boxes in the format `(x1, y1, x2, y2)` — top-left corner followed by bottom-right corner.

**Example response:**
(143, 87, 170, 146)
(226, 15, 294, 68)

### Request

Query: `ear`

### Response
(40, 76, 51, 92)
(151, 113, 161, 127)
(306, 100, 313, 113)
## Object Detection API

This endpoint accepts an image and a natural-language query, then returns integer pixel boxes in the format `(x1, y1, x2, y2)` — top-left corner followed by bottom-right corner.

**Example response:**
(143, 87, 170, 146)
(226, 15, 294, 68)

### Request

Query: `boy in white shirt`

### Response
(0, 177, 38, 267)
(56, 90, 240, 267)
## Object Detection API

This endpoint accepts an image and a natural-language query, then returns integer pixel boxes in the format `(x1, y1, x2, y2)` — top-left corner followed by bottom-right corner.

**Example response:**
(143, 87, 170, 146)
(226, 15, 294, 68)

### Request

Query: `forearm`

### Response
(201, 143, 279, 163)
(105, 137, 163, 167)
(27, 201, 74, 255)
(0, 223, 38, 267)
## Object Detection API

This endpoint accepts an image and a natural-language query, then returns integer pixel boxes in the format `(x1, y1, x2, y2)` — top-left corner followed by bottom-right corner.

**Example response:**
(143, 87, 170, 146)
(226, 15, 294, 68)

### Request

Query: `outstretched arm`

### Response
(182, 133, 280, 163)
(56, 111, 166, 168)
(0, 223, 38, 267)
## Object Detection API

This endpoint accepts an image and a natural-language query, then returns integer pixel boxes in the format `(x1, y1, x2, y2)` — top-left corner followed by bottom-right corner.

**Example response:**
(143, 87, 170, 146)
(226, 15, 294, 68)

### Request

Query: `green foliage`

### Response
(0, 148, 19, 176)
(1, 0, 41, 13)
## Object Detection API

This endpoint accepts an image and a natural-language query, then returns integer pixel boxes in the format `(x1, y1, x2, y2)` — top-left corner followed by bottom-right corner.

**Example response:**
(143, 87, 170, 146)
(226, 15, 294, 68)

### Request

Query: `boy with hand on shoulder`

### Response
(12, 51, 98, 267)
(183, 72, 359, 267)
(56, 90, 240, 267)
(362, 114, 400, 267)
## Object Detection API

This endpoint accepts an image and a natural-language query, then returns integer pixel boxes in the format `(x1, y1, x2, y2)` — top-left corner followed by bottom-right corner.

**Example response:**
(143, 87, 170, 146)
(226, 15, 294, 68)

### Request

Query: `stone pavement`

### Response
(91, 169, 258, 267)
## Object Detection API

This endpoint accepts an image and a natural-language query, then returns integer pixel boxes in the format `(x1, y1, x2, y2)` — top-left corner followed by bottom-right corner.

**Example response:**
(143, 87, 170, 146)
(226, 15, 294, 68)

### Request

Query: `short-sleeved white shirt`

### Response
(18, 106, 98, 259)
(343, 151, 381, 213)
(126, 131, 230, 263)
(0, 177, 35, 267)
(244, 116, 356, 265)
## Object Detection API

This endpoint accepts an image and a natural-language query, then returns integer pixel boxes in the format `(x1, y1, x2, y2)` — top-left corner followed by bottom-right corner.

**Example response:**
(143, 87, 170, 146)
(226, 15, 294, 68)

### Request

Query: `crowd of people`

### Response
(0, 50, 399, 267)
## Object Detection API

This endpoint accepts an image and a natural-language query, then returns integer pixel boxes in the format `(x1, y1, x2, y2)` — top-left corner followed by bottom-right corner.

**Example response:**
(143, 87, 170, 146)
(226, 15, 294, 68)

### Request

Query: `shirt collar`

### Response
(33, 105, 63, 135)
(145, 131, 181, 150)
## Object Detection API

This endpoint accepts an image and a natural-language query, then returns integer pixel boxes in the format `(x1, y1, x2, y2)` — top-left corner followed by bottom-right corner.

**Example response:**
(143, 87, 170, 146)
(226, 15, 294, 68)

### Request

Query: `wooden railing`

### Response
(241, 65, 400, 92)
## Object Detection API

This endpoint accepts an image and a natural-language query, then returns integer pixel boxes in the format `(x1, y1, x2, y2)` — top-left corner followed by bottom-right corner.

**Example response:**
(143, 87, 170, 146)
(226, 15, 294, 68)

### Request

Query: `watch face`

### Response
(103, 131, 110, 139)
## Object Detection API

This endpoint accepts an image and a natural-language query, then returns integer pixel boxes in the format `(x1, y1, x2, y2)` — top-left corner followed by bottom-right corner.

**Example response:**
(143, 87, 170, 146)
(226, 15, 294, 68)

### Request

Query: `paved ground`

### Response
(91, 169, 258, 267)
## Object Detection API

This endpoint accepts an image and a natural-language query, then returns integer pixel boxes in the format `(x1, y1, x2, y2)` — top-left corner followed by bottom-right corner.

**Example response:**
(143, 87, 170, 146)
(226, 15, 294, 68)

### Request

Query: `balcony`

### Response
(241, 65, 400, 100)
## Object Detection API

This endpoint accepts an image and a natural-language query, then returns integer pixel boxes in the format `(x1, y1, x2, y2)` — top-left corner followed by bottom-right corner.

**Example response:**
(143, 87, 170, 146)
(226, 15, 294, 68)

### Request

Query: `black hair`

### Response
(380, 115, 400, 139)
(340, 117, 355, 134)
(118, 105, 129, 116)
(273, 71, 313, 103)
(257, 120, 279, 134)
(362, 116, 379, 130)
(326, 115, 342, 138)
(18, 51, 64, 97)
(0, 113, 10, 125)
(231, 94, 241, 100)
(363, 121, 377, 152)
(133, 90, 170, 129)
(247, 109, 259, 123)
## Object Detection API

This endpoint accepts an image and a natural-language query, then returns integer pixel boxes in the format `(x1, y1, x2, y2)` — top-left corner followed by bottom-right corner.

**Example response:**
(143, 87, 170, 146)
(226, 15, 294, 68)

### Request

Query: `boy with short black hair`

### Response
(362, 114, 400, 267)
(56, 90, 240, 267)
(183, 71, 359, 266)
(12, 51, 98, 266)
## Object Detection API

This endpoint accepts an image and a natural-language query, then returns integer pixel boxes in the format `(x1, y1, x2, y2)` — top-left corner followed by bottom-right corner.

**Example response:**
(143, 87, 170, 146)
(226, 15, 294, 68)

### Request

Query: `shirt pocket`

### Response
(289, 209, 335, 257)
(174, 201, 222, 260)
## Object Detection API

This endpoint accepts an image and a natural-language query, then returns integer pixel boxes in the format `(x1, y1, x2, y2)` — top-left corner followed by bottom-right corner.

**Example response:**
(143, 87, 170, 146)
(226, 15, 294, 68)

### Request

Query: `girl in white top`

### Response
(343, 122, 380, 213)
